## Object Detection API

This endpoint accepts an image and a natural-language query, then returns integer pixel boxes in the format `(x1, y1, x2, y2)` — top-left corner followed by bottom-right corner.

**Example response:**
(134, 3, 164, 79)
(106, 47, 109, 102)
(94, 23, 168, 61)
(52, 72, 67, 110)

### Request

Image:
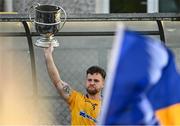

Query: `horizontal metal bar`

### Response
(0, 31, 161, 37)
(0, 13, 180, 22)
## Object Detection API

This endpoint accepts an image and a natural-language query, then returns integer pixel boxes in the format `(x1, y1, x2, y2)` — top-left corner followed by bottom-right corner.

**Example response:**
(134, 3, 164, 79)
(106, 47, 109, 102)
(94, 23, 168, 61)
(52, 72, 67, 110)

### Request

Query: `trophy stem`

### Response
(34, 36, 59, 48)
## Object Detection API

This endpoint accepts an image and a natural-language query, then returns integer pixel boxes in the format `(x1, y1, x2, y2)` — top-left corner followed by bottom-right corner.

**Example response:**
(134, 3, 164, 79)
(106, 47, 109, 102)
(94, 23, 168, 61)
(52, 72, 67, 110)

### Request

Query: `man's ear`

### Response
(103, 79, 105, 86)
(101, 82, 104, 89)
(101, 86, 104, 90)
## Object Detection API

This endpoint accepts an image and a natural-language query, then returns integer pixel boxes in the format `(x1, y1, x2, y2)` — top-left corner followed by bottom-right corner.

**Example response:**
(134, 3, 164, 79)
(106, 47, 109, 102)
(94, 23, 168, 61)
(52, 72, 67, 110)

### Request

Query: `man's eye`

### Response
(88, 79, 92, 82)
(94, 79, 100, 83)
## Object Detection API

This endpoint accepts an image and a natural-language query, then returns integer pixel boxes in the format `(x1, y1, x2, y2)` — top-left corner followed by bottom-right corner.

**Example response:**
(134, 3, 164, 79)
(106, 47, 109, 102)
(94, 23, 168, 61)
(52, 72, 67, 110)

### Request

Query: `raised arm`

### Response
(43, 45, 72, 101)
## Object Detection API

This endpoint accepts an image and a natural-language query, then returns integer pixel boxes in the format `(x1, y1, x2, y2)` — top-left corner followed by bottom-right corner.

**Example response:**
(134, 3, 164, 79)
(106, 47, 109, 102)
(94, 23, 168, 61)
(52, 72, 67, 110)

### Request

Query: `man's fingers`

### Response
(50, 44, 54, 51)
(43, 43, 55, 54)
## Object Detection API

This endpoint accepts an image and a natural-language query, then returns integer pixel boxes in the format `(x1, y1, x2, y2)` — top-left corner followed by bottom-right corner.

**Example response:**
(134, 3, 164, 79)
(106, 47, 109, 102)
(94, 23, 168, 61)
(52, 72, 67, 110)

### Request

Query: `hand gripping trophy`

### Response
(29, 3, 67, 47)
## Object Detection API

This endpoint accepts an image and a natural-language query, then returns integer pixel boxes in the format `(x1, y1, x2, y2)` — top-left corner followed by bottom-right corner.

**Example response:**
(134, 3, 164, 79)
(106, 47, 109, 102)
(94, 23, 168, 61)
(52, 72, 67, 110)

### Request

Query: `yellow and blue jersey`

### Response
(67, 90, 101, 125)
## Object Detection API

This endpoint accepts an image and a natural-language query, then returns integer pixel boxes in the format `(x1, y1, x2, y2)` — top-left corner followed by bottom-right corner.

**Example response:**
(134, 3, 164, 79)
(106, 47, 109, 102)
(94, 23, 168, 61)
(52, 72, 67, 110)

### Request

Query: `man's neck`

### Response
(87, 93, 101, 100)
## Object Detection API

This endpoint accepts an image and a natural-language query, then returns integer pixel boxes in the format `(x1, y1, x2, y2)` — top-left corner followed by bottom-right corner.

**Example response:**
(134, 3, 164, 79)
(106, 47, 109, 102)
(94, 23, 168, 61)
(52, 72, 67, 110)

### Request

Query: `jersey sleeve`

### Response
(67, 90, 78, 110)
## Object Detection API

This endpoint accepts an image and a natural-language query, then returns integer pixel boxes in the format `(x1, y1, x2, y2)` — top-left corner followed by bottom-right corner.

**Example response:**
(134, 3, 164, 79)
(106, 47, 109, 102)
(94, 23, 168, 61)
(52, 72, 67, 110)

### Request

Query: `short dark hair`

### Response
(86, 66, 106, 79)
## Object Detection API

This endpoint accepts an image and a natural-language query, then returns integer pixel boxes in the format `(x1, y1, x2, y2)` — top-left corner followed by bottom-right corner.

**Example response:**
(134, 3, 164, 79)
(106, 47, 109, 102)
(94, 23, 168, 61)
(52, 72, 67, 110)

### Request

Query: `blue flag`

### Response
(99, 24, 180, 125)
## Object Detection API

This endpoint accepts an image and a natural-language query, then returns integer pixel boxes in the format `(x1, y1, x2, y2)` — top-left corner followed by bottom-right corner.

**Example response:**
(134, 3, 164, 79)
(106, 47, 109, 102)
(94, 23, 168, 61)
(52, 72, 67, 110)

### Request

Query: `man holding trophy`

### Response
(34, 3, 106, 125)
(44, 45, 106, 125)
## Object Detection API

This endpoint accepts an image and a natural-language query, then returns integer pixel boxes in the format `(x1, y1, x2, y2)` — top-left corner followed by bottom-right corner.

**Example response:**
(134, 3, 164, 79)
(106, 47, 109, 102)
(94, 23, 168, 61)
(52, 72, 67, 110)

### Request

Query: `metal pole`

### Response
(21, 21, 38, 98)
(156, 20, 166, 43)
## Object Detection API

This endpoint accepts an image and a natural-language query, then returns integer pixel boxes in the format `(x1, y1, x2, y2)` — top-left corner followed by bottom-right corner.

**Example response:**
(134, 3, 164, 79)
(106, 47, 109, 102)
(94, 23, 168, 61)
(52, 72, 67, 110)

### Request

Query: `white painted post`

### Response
(96, 0, 109, 13)
(147, 0, 159, 13)
(4, 0, 13, 11)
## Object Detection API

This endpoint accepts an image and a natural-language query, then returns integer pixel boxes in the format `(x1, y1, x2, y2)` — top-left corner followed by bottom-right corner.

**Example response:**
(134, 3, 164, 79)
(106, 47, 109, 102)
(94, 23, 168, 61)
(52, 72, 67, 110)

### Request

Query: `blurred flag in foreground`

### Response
(99, 23, 180, 125)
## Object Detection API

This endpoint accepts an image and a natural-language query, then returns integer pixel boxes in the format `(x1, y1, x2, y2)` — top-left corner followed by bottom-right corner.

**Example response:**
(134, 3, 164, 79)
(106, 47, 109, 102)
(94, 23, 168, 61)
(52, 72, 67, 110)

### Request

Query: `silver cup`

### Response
(29, 4, 67, 47)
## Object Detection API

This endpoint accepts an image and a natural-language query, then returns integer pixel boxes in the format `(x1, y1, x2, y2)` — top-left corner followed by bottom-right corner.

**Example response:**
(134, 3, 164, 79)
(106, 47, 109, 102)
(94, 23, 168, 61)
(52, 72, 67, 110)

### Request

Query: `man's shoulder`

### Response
(70, 90, 85, 99)
(67, 90, 85, 105)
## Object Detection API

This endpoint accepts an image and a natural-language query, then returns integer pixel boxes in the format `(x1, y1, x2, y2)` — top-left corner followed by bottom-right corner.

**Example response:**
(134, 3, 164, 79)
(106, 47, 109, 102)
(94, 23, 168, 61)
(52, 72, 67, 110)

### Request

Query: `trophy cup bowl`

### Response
(30, 4, 67, 47)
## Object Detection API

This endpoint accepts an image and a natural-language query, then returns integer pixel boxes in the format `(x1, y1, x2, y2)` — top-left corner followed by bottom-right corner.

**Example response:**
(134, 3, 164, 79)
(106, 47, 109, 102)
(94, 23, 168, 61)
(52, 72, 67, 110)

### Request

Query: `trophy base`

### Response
(34, 37, 59, 48)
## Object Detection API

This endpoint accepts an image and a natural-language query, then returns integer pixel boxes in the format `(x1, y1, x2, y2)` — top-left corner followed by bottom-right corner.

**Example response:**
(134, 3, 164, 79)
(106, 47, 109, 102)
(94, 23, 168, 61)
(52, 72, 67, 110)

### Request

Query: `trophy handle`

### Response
(28, 3, 40, 24)
(58, 6, 67, 31)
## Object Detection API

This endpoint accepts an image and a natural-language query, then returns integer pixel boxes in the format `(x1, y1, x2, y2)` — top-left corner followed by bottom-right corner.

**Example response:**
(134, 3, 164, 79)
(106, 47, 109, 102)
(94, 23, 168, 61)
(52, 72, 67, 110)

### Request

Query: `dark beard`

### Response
(86, 88, 99, 95)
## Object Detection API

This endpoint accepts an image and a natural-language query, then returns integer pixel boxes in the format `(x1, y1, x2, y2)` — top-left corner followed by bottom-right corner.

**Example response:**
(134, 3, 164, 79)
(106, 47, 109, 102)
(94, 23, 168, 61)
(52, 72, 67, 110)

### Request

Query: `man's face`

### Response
(86, 73, 104, 95)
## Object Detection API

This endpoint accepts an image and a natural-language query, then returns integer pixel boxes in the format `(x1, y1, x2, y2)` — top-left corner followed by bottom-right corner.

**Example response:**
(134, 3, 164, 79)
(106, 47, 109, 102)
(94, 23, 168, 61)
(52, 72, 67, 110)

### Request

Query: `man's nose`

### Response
(90, 80, 95, 85)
